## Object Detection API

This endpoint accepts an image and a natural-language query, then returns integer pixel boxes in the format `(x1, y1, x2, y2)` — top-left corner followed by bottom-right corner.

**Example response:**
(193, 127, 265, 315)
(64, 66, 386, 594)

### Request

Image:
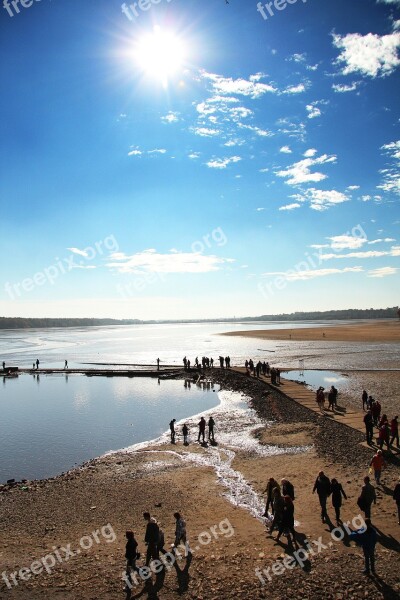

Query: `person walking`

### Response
(157, 358, 160, 371)
(125, 530, 139, 589)
(269, 488, 284, 534)
(198, 417, 206, 443)
(362, 390, 368, 411)
(169, 419, 176, 444)
(173, 512, 187, 553)
(390, 416, 399, 448)
(350, 519, 377, 575)
(358, 476, 376, 519)
(370, 450, 386, 485)
(143, 512, 160, 566)
(316, 387, 325, 412)
(182, 423, 189, 445)
(262, 478, 280, 517)
(377, 420, 390, 451)
(281, 478, 295, 501)
(36, 358, 40, 370)
(331, 478, 347, 522)
(275, 496, 298, 548)
(64, 360, 68, 369)
(393, 477, 400, 525)
(364, 410, 374, 445)
(208, 416, 215, 442)
(313, 471, 331, 522)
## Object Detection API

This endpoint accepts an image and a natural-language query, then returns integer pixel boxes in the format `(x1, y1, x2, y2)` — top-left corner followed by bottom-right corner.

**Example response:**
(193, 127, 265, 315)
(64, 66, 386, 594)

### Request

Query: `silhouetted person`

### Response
(364, 410, 374, 445)
(362, 390, 368, 411)
(143, 512, 159, 566)
(173, 512, 187, 553)
(2, 361, 5, 371)
(390, 416, 399, 448)
(64, 360, 68, 369)
(198, 417, 206, 443)
(313, 471, 331, 522)
(125, 530, 139, 590)
(169, 419, 176, 444)
(394, 477, 400, 525)
(331, 478, 347, 522)
(208, 416, 215, 442)
(358, 476, 376, 519)
(263, 478, 280, 517)
(36, 359, 39, 370)
(157, 358, 160, 371)
(281, 478, 295, 500)
(350, 518, 377, 575)
(276, 496, 298, 548)
(182, 423, 189, 445)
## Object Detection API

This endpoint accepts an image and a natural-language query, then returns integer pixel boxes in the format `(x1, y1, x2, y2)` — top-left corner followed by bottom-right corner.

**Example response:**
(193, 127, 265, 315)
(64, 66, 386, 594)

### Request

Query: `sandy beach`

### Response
(1, 370, 399, 600)
(222, 320, 400, 343)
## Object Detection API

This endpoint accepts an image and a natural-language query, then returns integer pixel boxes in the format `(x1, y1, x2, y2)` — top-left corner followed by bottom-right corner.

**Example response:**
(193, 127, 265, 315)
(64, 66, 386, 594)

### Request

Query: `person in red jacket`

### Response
(370, 450, 386, 485)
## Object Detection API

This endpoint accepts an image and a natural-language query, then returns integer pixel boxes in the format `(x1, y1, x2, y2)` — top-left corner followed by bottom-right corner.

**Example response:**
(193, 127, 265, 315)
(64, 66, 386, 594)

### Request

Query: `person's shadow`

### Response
(128, 569, 166, 599)
(173, 551, 192, 594)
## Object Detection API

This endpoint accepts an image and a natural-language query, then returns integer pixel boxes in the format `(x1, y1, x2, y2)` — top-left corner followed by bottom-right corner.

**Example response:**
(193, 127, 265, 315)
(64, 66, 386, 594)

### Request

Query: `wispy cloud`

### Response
(262, 267, 363, 281)
(161, 111, 180, 124)
(290, 188, 349, 211)
(279, 203, 301, 211)
(276, 153, 337, 186)
(107, 250, 234, 274)
(200, 70, 277, 98)
(332, 82, 360, 93)
(368, 266, 398, 277)
(67, 247, 90, 258)
(378, 140, 400, 195)
(128, 147, 167, 157)
(280, 145, 292, 154)
(206, 156, 242, 169)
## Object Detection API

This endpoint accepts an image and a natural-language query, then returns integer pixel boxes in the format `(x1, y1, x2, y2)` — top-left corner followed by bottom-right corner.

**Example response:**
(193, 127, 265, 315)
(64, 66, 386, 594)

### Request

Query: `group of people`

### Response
(263, 477, 297, 548)
(315, 385, 338, 411)
(169, 416, 216, 445)
(125, 512, 187, 588)
(362, 390, 399, 450)
(182, 356, 231, 370)
(244, 359, 281, 383)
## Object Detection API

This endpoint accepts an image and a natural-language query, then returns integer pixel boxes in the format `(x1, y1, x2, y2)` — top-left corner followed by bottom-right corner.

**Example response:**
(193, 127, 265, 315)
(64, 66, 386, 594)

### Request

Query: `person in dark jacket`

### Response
(358, 476, 376, 519)
(143, 512, 159, 566)
(275, 496, 298, 548)
(364, 410, 374, 445)
(313, 471, 331, 522)
(269, 488, 284, 534)
(263, 478, 280, 517)
(350, 519, 377, 574)
(393, 477, 400, 525)
(362, 390, 368, 411)
(331, 478, 347, 522)
(281, 478, 295, 501)
(125, 530, 139, 588)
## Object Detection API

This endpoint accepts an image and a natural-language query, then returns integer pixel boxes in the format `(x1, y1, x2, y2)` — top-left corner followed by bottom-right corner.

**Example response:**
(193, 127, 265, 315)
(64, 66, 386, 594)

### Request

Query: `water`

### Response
(283, 370, 349, 389)
(1, 320, 398, 370)
(1, 321, 398, 483)
(0, 375, 219, 484)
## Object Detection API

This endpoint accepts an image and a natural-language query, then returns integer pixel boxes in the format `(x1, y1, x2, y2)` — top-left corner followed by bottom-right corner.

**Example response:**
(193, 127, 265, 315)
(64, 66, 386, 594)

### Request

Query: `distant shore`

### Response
(222, 319, 400, 343)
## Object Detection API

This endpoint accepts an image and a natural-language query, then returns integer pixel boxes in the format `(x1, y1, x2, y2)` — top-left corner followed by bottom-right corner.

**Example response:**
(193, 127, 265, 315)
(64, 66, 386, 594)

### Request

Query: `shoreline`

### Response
(1, 370, 399, 599)
(222, 319, 400, 343)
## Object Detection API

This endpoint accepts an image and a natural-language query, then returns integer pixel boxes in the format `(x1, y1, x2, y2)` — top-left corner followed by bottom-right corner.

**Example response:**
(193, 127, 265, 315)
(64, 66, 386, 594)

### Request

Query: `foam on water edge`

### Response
(106, 389, 311, 521)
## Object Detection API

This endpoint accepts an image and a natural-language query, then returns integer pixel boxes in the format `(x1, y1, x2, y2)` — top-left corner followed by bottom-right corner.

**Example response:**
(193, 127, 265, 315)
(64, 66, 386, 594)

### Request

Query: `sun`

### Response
(133, 27, 185, 85)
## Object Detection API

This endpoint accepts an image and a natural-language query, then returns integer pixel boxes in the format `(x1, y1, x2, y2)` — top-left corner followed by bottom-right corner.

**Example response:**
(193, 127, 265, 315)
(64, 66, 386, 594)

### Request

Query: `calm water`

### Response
(1, 321, 398, 483)
(0, 375, 219, 483)
(283, 370, 349, 389)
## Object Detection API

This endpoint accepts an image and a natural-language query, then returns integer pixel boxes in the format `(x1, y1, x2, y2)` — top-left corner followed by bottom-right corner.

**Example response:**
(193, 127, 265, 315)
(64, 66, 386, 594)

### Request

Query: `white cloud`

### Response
(280, 146, 292, 154)
(319, 250, 388, 260)
(368, 237, 396, 244)
(67, 247, 90, 258)
(291, 188, 349, 211)
(328, 234, 367, 250)
(193, 127, 221, 137)
(256, 207, 265, 211)
(347, 185, 360, 190)
(263, 267, 363, 281)
(200, 70, 277, 98)
(333, 32, 400, 78)
(206, 156, 242, 169)
(378, 140, 400, 195)
(279, 203, 301, 211)
(276, 154, 337, 186)
(188, 152, 200, 159)
(306, 104, 321, 119)
(288, 53, 307, 63)
(128, 147, 166, 157)
(283, 83, 307, 94)
(224, 138, 245, 147)
(368, 266, 397, 278)
(303, 148, 318, 157)
(107, 250, 234, 275)
(238, 124, 273, 137)
(161, 112, 179, 123)
(332, 82, 360, 93)
(377, 0, 400, 4)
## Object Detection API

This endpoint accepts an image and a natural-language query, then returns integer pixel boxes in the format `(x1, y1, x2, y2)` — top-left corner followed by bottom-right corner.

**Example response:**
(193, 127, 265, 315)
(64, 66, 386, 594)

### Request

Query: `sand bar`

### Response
(222, 319, 400, 343)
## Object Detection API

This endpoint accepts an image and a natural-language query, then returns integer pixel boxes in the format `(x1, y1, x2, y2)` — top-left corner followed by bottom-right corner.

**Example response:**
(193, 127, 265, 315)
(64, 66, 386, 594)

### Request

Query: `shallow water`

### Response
(0, 375, 219, 484)
(283, 370, 349, 389)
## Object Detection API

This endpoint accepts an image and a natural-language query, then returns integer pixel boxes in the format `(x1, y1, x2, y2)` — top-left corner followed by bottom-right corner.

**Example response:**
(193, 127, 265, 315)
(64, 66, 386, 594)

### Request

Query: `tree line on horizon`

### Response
(0, 307, 398, 329)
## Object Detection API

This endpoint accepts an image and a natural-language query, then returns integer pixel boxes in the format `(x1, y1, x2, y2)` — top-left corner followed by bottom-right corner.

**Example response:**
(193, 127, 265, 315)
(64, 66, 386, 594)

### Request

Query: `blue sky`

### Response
(0, 0, 399, 319)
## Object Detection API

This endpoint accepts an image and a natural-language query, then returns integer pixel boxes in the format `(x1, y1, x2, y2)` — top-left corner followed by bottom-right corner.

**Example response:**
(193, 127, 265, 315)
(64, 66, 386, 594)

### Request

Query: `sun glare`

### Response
(133, 27, 185, 85)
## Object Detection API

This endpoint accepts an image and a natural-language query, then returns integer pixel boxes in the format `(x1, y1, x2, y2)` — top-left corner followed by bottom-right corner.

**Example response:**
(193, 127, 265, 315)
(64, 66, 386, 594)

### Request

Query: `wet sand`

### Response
(222, 319, 400, 343)
(1, 370, 399, 600)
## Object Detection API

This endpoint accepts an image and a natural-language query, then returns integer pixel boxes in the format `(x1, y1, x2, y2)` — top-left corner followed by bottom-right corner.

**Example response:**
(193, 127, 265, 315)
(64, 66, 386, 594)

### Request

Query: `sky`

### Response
(0, 0, 399, 320)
